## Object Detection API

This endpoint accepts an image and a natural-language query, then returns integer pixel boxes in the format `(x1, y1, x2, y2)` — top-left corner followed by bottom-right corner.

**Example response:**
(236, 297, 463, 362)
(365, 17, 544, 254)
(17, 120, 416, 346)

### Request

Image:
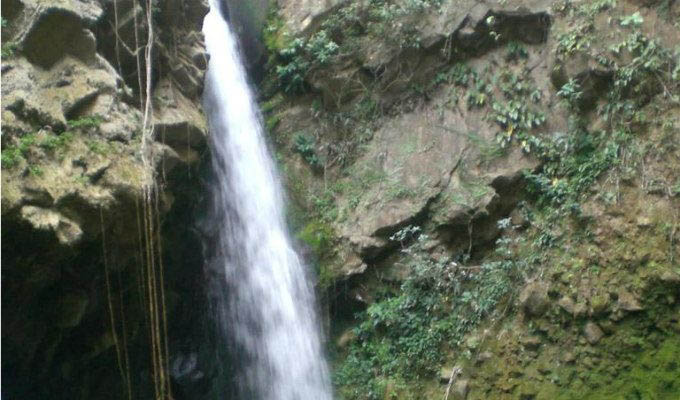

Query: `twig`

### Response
(443, 366, 462, 400)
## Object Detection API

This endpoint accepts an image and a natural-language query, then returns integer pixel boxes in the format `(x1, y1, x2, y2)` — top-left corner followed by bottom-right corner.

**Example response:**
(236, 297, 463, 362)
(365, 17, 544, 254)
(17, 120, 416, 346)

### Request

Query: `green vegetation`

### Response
(87, 139, 109, 155)
(39, 131, 74, 150)
(1, 17, 15, 57)
(1, 131, 75, 169)
(555, 335, 680, 400)
(67, 115, 103, 130)
(1, 116, 102, 169)
(297, 220, 337, 288)
(327, 2, 679, 398)
(335, 226, 528, 399)
(528, 27, 678, 212)
(265, 0, 443, 94)
(293, 133, 322, 168)
(557, 78, 583, 110)
(28, 165, 44, 177)
(1, 42, 18, 59)
(260, 94, 285, 134)
(506, 40, 529, 61)
(1, 133, 37, 168)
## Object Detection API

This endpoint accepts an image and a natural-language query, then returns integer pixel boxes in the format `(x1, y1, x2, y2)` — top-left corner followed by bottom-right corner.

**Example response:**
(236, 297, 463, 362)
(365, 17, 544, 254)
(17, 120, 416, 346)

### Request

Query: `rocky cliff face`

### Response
(1, 1, 214, 399)
(260, 0, 680, 398)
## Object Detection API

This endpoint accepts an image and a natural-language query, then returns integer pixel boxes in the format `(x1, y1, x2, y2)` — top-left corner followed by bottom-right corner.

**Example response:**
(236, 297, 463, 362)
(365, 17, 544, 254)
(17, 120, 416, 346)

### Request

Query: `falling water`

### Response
(201, 1, 332, 399)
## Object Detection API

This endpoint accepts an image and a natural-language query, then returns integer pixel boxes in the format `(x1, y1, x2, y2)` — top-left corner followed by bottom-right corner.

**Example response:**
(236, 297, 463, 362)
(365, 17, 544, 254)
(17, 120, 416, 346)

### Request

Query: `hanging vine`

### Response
(107, 0, 174, 398)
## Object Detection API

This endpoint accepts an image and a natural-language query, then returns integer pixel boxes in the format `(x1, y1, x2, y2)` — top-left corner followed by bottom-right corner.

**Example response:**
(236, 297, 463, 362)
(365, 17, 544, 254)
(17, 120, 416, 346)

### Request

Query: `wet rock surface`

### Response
(2, 1, 213, 399)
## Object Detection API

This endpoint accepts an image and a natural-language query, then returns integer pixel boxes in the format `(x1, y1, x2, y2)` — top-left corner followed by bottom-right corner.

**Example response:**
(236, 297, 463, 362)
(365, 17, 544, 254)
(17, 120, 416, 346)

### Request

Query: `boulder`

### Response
(276, 0, 347, 35)
(521, 336, 542, 351)
(452, 379, 470, 400)
(558, 296, 576, 315)
(519, 281, 551, 317)
(617, 290, 643, 312)
(336, 329, 356, 349)
(660, 271, 680, 285)
(563, 352, 576, 363)
(590, 293, 610, 317)
(573, 302, 589, 319)
(584, 322, 604, 345)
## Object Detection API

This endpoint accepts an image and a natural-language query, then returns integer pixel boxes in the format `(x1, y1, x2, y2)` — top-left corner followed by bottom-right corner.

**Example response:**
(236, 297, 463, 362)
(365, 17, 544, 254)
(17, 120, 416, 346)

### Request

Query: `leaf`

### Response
(620, 12, 643, 27)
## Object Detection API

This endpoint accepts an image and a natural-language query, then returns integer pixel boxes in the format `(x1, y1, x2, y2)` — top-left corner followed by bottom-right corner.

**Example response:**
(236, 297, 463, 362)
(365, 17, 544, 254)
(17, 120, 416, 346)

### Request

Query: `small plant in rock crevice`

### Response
(506, 40, 529, 61)
(293, 133, 322, 168)
(1, 41, 18, 59)
(1, 115, 103, 169)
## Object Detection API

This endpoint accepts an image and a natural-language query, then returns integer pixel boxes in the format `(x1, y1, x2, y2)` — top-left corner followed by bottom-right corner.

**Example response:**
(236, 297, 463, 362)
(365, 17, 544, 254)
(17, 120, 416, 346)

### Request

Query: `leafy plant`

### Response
(620, 11, 643, 27)
(491, 100, 546, 150)
(1, 148, 22, 168)
(267, 0, 443, 93)
(465, 81, 490, 109)
(39, 132, 74, 151)
(506, 41, 529, 61)
(293, 133, 321, 168)
(1, 42, 18, 58)
(557, 79, 583, 110)
(1, 133, 37, 169)
(306, 31, 339, 64)
(28, 165, 44, 177)
(67, 115, 103, 130)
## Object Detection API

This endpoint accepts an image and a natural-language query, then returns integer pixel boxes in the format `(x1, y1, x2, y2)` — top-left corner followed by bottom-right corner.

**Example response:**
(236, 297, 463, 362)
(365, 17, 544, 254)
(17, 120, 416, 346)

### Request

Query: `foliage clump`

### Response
(334, 226, 527, 399)
(292, 133, 322, 168)
(1, 115, 102, 170)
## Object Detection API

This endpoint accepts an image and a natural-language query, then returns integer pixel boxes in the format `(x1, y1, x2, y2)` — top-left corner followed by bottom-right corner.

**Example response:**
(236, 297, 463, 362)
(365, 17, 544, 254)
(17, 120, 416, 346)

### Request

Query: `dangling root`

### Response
(101, 208, 133, 400)
(115, 0, 173, 398)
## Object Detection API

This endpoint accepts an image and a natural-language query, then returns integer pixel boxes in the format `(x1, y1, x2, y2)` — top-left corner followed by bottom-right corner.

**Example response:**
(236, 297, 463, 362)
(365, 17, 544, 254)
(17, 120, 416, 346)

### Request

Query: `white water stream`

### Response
(202, 1, 332, 399)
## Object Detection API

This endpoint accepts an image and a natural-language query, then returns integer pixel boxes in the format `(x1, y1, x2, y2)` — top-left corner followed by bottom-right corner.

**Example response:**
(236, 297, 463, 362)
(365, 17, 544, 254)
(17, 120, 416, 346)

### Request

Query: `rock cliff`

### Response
(260, 0, 680, 398)
(2, 1, 215, 398)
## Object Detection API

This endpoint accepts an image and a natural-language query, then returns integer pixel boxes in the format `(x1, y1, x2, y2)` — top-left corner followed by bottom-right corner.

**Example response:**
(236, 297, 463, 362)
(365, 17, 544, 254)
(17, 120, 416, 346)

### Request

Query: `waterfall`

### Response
(201, 2, 332, 399)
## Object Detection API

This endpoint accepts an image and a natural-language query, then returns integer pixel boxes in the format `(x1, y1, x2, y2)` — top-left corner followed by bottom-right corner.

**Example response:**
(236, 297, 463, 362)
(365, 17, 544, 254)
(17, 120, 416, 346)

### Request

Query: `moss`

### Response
(297, 220, 334, 255)
(554, 335, 680, 400)
(262, 11, 291, 54)
(296, 219, 339, 288)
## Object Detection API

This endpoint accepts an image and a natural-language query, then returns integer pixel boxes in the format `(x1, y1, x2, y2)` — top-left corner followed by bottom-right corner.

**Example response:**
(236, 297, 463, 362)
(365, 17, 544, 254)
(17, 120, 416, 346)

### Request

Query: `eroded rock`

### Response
(520, 281, 551, 317)
(20, 4, 103, 68)
(617, 290, 643, 312)
(20, 205, 83, 245)
(584, 321, 604, 345)
(558, 295, 576, 315)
